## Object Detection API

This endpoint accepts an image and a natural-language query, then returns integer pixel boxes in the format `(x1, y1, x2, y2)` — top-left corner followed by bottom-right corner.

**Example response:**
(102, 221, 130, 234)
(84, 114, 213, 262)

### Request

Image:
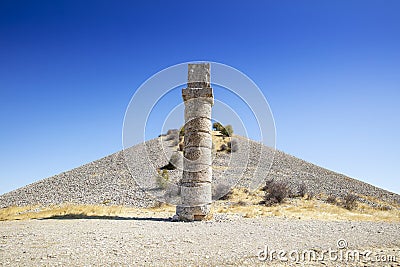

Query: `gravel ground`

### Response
(0, 214, 399, 266)
(1, 134, 399, 266)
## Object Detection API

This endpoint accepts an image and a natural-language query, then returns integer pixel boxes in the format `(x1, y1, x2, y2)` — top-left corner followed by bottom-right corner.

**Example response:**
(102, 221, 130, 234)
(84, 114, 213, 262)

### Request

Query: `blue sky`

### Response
(0, 0, 399, 195)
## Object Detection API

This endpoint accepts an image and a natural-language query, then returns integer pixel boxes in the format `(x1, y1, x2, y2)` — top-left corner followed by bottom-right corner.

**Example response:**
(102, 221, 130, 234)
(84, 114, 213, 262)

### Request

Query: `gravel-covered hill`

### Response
(1, 135, 399, 208)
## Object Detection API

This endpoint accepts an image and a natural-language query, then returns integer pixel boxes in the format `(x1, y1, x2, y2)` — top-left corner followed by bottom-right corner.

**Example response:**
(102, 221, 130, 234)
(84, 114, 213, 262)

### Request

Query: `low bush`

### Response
(377, 204, 392, 211)
(326, 195, 337, 204)
(233, 200, 248, 206)
(220, 125, 233, 137)
(179, 126, 185, 137)
(262, 179, 290, 206)
(298, 182, 307, 197)
(164, 132, 179, 142)
(219, 144, 228, 152)
(342, 193, 358, 210)
(305, 192, 314, 200)
(212, 122, 224, 131)
(167, 129, 179, 135)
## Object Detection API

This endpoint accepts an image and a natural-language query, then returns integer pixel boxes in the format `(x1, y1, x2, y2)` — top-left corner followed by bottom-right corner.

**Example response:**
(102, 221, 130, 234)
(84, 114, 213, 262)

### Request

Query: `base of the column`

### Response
(172, 204, 212, 222)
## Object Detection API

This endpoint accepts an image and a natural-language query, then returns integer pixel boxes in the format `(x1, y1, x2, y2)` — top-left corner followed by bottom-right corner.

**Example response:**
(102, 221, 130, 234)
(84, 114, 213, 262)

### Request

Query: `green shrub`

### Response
(220, 125, 233, 137)
(179, 126, 185, 137)
(212, 122, 224, 131)
(213, 122, 233, 137)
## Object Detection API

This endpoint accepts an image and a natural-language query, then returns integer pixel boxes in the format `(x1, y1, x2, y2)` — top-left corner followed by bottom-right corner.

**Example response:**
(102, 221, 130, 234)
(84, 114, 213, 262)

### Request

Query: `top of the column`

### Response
(187, 63, 210, 89)
(183, 63, 213, 104)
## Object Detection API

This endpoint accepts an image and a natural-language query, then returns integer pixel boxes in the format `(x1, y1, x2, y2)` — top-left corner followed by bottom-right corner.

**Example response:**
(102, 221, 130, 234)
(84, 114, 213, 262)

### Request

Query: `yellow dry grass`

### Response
(148, 203, 175, 213)
(1, 188, 399, 222)
(0, 202, 177, 221)
(0, 204, 131, 221)
(212, 188, 400, 223)
(358, 194, 400, 210)
(211, 131, 231, 152)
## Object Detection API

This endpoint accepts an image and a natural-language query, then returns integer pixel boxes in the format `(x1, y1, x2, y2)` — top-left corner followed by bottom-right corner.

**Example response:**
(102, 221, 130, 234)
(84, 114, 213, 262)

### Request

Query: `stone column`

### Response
(175, 63, 213, 221)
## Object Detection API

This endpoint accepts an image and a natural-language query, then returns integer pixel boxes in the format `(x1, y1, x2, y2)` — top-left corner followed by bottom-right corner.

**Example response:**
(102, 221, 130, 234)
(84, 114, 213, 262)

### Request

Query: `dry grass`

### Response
(212, 188, 400, 223)
(0, 204, 145, 221)
(0, 202, 177, 221)
(358, 194, 400, 209)
(1, 188, 399, 222)
(211, 131, 231, 152)
(148, 203, 175, 213)
(0, 204, 124, 221)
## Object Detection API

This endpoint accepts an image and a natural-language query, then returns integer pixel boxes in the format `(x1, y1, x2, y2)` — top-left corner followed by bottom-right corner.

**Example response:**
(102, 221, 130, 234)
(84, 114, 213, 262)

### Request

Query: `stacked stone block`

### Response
(176, 63, 214, 221)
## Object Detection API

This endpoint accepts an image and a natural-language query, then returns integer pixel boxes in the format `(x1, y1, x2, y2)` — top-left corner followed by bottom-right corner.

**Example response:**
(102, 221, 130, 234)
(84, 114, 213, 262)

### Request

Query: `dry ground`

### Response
(1, 189, 399, 266)
(1, 213, 399, 266)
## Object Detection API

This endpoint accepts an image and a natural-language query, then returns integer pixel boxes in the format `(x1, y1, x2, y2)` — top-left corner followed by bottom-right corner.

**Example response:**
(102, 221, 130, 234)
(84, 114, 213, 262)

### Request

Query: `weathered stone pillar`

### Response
(175, 63, 213, 221)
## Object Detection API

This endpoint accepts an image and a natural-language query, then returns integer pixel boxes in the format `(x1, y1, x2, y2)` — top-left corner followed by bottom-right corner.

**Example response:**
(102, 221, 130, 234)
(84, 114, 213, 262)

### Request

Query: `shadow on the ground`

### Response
(39, 214, 171, 222)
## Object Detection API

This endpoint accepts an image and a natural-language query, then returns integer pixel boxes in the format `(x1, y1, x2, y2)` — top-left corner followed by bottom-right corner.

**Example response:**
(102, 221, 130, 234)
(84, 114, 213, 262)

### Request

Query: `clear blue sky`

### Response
(1, 0, 399, 195)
